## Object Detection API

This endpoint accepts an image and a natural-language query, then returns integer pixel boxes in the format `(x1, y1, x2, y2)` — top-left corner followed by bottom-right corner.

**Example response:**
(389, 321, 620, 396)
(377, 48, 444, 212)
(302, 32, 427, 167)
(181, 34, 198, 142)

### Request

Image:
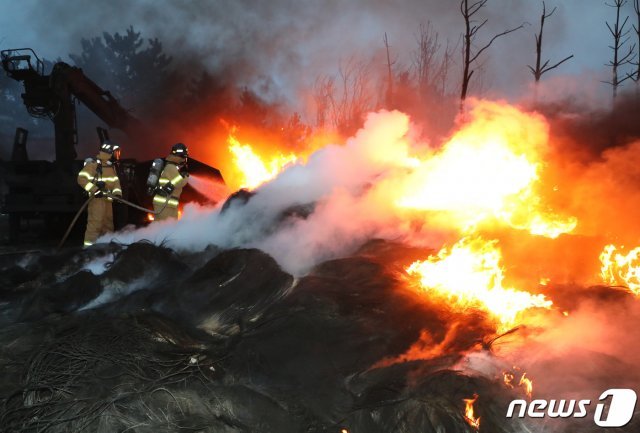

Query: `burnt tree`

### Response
(414, 22, 453, 99)
(527, 2, 573, 83)
(383, 32, 396, 107)
(632, 0, 640, 83)
(460, 0, 524, 106)
(313, 58, 374, 135)
(605, 0, 636, 98)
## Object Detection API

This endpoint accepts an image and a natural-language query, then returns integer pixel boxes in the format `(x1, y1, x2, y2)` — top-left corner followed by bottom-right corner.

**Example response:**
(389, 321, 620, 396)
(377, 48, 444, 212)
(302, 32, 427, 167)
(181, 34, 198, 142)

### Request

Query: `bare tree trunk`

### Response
(605, 0, 636, 100)
(384, 33, 394, 107)
(460, 0, 474, 106)
(527, 2, 573, 103)
(459, 0, 523, 109)
(633, 0, 640, 83)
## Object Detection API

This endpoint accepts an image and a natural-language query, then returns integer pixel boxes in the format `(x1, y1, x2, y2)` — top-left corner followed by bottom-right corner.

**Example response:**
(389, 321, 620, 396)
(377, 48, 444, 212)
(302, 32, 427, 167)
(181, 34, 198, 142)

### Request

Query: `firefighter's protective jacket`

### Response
(77, 151, 122, 198)
(77, 151, 122, 246)
(152, 154, 188, 220)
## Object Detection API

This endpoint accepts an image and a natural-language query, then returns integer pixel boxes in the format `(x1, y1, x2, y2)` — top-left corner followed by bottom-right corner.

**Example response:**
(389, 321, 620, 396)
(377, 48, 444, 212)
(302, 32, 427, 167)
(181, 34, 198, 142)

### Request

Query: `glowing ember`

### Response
(147, 213, 155, 222)
(503, 370, 534, 399)
(503, 372, 515, 388)
(227, 131, 298, 190)
(396, 101, 576, 238)
(600, 244, 640, 295)
(463, 394, 481, 430)
(406, 237, 553, 327)
(519, 373, 533, 399)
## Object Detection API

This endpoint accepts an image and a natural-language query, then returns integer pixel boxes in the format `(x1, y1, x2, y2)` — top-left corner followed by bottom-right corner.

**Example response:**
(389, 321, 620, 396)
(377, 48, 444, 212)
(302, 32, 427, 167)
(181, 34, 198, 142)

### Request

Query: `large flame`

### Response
(406, 237, 552, 328)
(600, 244, 640, 295)
(395, 102, 576, 238)
(227, 131, 298, 190)
(204, 102, 595, 330)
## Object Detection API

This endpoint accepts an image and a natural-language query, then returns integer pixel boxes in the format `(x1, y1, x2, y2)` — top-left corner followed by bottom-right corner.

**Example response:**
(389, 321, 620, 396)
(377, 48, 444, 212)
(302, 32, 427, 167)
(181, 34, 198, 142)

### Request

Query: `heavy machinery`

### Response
(0, 48, 223, 243)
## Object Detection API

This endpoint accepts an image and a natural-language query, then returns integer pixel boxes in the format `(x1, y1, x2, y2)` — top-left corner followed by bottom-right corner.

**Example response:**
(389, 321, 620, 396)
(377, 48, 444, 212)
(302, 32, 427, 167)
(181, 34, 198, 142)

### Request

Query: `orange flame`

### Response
(600, 244, 640, 295)
(463, 394, 481, 430)
(503, 372, 515, 388)
(395, 102, 576, 238)
(519, 373, 533, 399)
(406, 237, 552, 328)
(227, 130, 298, 190)
(503, 370, 533, 399)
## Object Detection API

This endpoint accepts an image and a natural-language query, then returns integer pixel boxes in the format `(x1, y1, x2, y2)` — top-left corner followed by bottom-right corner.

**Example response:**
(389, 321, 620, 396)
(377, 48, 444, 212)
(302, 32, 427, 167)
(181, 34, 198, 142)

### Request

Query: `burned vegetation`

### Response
(0, 240, 527, 433)
(1, 239, 639, 433)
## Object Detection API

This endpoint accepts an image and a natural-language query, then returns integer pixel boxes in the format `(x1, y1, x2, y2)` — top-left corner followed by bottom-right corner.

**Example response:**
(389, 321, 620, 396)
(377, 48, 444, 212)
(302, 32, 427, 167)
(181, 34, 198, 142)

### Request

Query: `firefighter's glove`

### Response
(162, 183, 175, 195)
(93, 181, 106, 198)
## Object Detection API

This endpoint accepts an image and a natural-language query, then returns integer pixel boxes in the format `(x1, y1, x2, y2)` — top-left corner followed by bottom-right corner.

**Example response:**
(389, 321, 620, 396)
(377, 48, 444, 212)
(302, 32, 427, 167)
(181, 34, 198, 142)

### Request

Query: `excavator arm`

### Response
(51, 62, 143, 135)
(1, 48, 143, 162)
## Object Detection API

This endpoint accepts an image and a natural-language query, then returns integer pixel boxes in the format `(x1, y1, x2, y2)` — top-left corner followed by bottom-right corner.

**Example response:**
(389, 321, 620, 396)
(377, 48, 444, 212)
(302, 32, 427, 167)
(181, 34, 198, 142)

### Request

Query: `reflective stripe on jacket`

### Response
(77, 151, 122, 198)
(153, 154, 188, 209)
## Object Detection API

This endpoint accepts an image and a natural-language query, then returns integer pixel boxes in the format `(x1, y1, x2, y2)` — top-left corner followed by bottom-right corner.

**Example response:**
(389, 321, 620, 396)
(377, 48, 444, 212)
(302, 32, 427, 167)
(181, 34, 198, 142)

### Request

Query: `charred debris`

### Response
(0, 240, 523, 433)
(1, 239, 638, 432)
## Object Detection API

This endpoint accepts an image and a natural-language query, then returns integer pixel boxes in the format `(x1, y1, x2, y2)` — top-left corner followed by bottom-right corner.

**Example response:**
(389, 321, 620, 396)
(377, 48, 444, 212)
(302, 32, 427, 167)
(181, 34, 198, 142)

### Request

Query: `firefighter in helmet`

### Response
(153, 143, 189, 221)
(76, 140, 122, 246)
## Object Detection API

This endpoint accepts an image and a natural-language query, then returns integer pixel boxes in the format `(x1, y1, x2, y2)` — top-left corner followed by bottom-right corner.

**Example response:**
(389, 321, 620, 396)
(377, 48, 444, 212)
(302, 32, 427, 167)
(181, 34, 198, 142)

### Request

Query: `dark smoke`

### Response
(2, 0, 637, 161)
(534, 93, 640, 160)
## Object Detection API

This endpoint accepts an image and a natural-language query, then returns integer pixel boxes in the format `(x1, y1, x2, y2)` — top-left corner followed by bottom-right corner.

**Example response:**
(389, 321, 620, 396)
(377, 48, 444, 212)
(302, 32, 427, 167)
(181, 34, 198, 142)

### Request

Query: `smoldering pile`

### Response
(2, 239, 640, 433)
(0, 240, 520, 433)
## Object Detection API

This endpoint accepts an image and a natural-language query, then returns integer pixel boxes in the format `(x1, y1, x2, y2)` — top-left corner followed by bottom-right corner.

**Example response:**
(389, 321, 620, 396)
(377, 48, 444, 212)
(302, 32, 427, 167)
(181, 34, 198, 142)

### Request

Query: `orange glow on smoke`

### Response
(600, 244, 640, 295)
(406, 237, 552, 328)
(463, 394, 481, 430)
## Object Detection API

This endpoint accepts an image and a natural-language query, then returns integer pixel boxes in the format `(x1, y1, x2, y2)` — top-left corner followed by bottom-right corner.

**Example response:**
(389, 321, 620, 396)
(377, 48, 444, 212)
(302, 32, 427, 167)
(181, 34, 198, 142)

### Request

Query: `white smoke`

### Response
(103, 110, 439, 275)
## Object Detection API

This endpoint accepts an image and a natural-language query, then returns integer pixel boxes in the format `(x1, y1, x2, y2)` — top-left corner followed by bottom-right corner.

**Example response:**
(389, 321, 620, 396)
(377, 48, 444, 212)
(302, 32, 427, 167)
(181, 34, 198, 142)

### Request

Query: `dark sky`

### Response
(0, 0, 637, 111)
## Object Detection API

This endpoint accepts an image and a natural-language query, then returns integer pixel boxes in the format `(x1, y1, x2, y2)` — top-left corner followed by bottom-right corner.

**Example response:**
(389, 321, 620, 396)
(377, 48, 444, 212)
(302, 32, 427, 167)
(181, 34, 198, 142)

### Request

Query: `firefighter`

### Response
(77, 140, 122, 246)
(153, 142, 189, 221)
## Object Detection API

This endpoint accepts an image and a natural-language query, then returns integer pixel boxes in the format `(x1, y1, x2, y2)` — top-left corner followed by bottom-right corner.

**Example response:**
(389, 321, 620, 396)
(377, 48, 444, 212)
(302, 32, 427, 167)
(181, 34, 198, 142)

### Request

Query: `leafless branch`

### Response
(632, 0, 640, 80)
(541, 55, 574, 74)
(470, 24, 524, 63)
(459, 0, 524, 104)
(606, 0, 638, 96)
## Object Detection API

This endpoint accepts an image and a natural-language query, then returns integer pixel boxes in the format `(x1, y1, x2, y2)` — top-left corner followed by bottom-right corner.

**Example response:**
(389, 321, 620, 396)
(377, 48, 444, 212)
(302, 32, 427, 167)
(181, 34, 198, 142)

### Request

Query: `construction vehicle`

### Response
(0, 48, 223, 243)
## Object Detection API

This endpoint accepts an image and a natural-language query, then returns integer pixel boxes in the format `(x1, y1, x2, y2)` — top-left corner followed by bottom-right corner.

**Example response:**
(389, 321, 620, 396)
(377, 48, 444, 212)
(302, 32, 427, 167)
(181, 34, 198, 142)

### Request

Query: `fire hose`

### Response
(57, 192, 170, 250)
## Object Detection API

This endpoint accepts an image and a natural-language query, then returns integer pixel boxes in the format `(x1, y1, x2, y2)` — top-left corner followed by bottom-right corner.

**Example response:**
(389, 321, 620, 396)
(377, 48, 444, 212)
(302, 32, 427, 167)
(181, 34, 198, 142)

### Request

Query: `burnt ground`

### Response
(0, 240, 637, 432)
